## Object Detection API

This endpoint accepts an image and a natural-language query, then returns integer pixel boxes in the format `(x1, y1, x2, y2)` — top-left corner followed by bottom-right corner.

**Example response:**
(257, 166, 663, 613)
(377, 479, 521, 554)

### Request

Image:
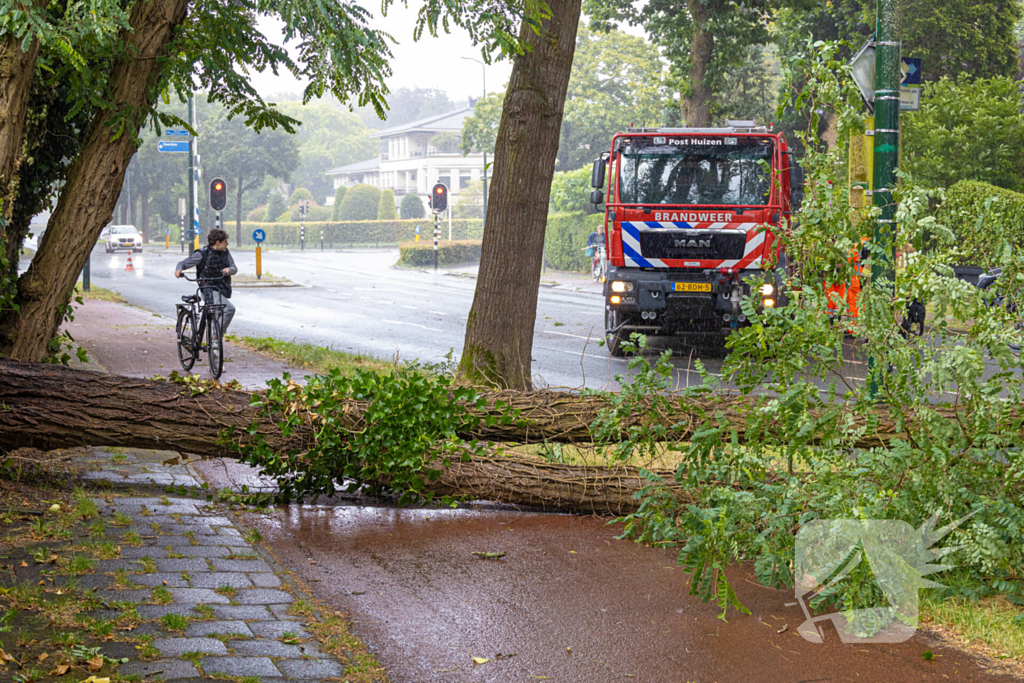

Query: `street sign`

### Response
(178, 198, 186, 217)
(165, 128, 189, 137)
(900, 58, 921, 86)
(158, 140, 189, 153)
(252, 228, 266, 243)
(900, 87, 921, 111)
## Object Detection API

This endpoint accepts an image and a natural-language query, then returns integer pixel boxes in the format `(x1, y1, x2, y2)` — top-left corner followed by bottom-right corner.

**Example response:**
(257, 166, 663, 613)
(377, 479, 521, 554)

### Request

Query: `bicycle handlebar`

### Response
(179, 273, 227, 282)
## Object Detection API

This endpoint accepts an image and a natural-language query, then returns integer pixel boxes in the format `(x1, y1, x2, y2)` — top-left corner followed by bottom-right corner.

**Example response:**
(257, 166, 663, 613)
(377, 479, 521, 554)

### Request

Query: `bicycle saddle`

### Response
(181, 294, 199, 303)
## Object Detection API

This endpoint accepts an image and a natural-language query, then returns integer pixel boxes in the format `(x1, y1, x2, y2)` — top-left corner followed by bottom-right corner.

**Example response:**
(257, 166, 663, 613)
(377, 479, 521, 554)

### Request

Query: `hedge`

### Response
(397, 240, 482, 267)
(936, 180, 1024, 266)
(235, 219, 485, 246)
(543, 212, 605, 272)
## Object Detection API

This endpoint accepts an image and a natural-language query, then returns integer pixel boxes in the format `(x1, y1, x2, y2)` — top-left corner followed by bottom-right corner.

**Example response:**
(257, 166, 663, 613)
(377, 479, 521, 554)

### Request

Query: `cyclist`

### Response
(174, 228, 237, 334)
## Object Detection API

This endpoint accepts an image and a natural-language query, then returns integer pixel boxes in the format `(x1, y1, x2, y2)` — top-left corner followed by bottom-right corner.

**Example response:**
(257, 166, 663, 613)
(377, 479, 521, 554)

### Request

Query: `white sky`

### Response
(251, 3, 516, 104)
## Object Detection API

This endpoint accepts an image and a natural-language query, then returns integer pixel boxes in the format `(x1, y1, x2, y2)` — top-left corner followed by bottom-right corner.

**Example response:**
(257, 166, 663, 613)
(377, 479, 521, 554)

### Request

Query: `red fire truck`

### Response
(589, 121, 805, 356)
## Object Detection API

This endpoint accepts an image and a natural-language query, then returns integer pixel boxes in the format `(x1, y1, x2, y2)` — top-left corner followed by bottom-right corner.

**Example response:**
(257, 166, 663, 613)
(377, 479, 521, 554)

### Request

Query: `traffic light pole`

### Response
(187, 96, 195, 256)
(434, 212, 440, 270)
(867, 0, 902, 398)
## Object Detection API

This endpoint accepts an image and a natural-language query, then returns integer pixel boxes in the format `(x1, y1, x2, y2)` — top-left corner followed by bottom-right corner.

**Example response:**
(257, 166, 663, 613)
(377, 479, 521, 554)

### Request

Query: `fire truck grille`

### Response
(638, 231, 746, 261)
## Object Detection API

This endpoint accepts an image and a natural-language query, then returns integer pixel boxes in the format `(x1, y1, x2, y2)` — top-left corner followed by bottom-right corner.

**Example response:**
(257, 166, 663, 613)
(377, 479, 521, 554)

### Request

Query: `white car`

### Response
(104, 225, 143, 253)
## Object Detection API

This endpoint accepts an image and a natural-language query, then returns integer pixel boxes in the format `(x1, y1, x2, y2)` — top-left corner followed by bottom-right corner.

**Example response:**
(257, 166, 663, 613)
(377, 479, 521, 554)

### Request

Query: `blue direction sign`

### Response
(157, 140, 189, 153)
(252, 228, 266, 243)
(165, 128, 189, 137)
(900, 57, 921, 85)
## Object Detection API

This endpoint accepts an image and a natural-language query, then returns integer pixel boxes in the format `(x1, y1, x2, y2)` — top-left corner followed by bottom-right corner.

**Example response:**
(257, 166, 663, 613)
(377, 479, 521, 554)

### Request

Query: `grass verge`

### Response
(226, 335, 393, 376)
(73, 283, 126, 303)
(922, 595, 1024, 673)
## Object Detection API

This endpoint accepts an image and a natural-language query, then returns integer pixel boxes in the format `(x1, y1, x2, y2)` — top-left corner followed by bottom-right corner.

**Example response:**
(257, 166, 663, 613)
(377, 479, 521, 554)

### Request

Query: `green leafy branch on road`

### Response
(235, 366, 506, 505)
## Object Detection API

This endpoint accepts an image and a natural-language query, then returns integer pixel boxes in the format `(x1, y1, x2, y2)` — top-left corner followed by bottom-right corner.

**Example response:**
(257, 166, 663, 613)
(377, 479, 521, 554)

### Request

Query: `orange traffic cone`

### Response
(125, 253, 135, 272)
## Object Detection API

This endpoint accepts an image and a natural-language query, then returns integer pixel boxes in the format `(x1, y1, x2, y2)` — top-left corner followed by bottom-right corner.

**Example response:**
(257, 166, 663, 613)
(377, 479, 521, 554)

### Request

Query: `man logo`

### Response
(674, 239, 711, 249)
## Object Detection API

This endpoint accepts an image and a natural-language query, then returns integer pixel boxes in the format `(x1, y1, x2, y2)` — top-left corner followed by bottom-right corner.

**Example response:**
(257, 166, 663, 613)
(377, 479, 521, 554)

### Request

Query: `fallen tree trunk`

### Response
(0, 359, 691, 514)
(0, 359, 921, 514)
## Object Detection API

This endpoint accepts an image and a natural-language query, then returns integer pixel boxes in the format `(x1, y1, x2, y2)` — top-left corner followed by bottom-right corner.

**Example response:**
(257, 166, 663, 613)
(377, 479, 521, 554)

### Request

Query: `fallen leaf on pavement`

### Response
(19, 561, 27, 568)
(472, 657, 489, 665)
(79, 677, 110, 683)
(49, 663, 71, 676)
(0, 649, 14, 663)
(87, 655, 104, 671)
(38, 653, 49, 662)
(470, 552, 506, 560)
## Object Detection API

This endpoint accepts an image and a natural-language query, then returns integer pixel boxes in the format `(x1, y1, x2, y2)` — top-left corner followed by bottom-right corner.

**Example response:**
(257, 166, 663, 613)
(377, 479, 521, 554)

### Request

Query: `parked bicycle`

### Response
(176, 274, 226, 378)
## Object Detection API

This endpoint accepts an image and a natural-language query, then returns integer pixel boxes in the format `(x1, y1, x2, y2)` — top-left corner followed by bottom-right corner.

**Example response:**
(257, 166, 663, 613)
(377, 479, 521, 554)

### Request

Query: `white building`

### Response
(325, 107, 487, 212)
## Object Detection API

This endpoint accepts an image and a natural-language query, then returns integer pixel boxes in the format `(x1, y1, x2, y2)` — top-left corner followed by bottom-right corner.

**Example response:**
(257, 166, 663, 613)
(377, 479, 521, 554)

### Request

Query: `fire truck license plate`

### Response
(675, 282, 712, 293)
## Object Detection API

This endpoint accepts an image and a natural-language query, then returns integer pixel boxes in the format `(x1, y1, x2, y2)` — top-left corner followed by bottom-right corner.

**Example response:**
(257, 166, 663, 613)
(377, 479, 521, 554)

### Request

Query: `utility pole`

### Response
(869, 0, 902, 396)
(187, 96, 197, 255)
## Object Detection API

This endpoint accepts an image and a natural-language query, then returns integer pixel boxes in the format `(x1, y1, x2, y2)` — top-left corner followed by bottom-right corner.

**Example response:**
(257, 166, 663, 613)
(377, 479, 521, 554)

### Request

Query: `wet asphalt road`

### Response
(79, 245, 732, 390)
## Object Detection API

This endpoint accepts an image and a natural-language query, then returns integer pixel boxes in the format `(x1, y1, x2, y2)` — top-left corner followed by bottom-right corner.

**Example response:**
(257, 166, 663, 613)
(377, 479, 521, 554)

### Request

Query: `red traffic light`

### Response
(431, 183, 448, 212)
(209, 178, 227, 211)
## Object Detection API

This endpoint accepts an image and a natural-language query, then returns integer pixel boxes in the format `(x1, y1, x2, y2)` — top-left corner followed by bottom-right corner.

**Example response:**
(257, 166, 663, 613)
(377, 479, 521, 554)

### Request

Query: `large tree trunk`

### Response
(0, 0, 189, 361)
(457, 0, 582, 391)
(0, 359, 691, 515)
(0, 29, 41, 222)
(680, 0, 715, 127)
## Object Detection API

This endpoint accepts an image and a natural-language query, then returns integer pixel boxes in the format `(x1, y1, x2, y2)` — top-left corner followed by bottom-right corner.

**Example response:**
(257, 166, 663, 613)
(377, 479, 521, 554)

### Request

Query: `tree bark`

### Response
(0, 0, 189, 361)
(0, 359, 691, 515)
(0, 28, 41, 222)
(457, 0, 582, 391)
(680, 0, 715, 127)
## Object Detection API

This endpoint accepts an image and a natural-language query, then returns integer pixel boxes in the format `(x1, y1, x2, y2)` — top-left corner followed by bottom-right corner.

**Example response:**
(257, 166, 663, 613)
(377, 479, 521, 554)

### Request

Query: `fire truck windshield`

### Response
(617, 137, 774, 206)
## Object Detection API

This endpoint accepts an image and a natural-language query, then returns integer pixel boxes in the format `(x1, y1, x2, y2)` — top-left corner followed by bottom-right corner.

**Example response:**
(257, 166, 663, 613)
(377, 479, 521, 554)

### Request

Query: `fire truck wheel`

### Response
(605, 308, 627, 357)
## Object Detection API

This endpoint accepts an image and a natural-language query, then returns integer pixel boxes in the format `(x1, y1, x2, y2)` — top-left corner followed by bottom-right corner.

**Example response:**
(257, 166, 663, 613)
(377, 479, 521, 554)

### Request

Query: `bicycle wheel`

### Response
(176, 308, 197, 371)
(207, 311, 223, 379)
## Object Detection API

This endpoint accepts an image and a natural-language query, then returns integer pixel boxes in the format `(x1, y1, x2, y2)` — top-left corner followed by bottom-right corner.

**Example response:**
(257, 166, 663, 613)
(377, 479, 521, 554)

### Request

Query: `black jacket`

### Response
(176, 246, 236, 298)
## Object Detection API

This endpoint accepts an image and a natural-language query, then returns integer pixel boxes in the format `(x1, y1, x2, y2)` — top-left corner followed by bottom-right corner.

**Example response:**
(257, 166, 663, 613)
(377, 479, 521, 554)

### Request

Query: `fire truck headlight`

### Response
(610, 295, 621, 304)
(611, 281, 633, 293)
(763, 298, 776, 308)
(760, 283, 774, 296)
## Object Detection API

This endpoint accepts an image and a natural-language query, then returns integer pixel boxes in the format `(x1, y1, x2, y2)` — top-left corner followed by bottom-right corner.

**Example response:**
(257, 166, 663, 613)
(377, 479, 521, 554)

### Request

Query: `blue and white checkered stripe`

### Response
(620, 221, 760, 268)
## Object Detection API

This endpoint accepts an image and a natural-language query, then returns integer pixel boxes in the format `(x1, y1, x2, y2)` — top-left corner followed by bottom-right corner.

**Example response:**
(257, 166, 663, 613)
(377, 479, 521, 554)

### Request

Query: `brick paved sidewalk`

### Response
(0, 446, 378, 683)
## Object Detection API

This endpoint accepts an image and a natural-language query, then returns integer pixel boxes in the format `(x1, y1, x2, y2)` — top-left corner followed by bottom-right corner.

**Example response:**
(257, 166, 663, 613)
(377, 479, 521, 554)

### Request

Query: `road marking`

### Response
(381, 319, 442, 332)
(542, 330, 597, 341)
(536, 345, 610, 361)
(400, 305, 418, 310)
(362, 297, 394, 304)
(429, 310, 446, 316)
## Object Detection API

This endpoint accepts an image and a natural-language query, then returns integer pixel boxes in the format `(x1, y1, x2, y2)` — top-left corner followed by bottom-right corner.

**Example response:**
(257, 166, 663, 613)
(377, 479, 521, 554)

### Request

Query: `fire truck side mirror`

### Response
(591, 158, 605, 189)
(590, 190, 604, 205)
(790, 164, 805, 191)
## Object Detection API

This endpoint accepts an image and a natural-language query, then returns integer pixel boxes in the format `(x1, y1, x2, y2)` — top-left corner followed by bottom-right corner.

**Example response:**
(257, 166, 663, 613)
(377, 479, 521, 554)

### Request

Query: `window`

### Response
(438, 172, 451, 189)
(460, 171, 472, 191)
(618, 137, 774, 206)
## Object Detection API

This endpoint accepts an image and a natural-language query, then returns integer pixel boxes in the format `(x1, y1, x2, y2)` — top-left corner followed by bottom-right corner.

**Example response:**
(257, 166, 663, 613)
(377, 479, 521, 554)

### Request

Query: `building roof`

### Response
(325, 157, 380, 176)
(370, 107, 474, 139)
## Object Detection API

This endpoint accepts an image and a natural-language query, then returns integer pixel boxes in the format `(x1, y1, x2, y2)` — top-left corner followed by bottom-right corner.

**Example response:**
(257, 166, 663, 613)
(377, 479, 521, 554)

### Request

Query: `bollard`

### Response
(256, 246, 262, 280)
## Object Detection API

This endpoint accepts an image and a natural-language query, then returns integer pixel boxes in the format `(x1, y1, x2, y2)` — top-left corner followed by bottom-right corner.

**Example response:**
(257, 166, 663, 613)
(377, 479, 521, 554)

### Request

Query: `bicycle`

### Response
(176, 274, 226, 379)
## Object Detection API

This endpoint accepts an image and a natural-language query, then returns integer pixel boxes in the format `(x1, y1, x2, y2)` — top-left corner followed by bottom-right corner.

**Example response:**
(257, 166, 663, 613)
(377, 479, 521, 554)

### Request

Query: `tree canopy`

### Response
(461, 25, 668, 170)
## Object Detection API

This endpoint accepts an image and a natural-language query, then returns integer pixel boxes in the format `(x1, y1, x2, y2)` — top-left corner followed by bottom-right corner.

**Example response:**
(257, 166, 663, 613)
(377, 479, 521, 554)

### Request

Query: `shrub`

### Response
(936, 180, 1024, 267)
(397, 240, 482, 267)
(288, 187, 315, 205)
(266, 193, 287, 223)
(902, 76, 1024, 193)
(401, 193, 425, 219)
(247, 206, 268, 222)
(237, 219, 484, 246)
(378, 189, 397, 220)
(332, 187, 347, 220)
(338, 183, 381, 221)
(286, 202, 331, 222)
(550, 166, 599, 215)
(543, 212, 605, 272)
